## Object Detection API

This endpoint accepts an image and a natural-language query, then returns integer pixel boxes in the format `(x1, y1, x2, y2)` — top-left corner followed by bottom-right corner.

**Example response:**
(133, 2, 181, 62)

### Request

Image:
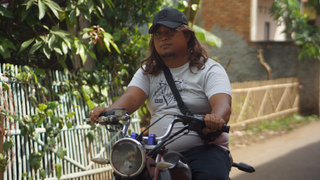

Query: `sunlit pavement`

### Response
(229, 120, 320, 180)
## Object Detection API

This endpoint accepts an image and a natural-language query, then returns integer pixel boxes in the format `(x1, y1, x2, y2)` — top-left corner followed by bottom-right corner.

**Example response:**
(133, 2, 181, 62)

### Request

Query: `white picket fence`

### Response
(0, 63, 300, 180)
(0, 63, 141, 180)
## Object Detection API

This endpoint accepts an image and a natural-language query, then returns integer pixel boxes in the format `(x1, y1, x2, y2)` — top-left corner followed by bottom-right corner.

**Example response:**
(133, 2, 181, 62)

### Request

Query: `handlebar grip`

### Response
(198, 119, 229, 133)
(187, 116, 230, 133)
(202, 123, 230, 133)
(220, 124, 230, 133)
(99, 110, 115, 116)
(83, 118, 91, 123)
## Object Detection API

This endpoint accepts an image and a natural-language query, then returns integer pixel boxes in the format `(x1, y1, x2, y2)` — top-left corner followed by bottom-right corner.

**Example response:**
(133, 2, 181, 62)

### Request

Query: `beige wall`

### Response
(253, 0, 286, 41)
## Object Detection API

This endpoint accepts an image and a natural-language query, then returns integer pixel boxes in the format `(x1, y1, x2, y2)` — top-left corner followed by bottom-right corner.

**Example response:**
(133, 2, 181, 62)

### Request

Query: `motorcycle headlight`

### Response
(110, 138, 146, 177)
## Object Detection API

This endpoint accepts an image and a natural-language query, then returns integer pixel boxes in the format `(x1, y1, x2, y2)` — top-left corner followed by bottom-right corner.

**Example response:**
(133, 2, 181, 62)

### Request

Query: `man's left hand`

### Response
(202, 114, 226, 133)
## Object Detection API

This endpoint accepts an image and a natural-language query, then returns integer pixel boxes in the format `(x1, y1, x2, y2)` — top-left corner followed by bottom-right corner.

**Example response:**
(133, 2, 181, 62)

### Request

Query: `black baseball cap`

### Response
(148, 8, 188, 34)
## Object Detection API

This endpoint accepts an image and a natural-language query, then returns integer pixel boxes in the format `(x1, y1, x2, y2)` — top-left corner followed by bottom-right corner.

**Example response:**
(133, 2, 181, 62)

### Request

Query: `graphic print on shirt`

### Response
(153, 78, 187, 106)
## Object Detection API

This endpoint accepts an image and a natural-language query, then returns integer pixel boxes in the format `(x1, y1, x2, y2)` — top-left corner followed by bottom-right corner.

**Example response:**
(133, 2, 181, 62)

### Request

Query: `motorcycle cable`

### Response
(136, 114, 170, 141)
(147, 126, 189, 157)
(162, 130, 189, 148)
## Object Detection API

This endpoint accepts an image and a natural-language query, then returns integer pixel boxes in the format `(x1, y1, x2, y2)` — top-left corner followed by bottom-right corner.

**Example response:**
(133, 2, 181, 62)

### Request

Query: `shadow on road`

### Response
(231, 139, 320, 180)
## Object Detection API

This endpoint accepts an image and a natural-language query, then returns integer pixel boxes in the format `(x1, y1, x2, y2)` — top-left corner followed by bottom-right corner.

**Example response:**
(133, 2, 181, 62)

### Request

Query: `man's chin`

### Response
(160, 52, 176, 59)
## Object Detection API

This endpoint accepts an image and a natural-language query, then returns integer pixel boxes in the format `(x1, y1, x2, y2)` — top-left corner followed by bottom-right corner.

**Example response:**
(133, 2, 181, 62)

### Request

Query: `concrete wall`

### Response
(205, 24, 299, 82)
(297, 60, 320, 115)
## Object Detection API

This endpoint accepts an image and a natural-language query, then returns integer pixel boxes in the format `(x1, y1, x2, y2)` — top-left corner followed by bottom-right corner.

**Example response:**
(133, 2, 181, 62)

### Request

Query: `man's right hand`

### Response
(89, 106, 108, 124)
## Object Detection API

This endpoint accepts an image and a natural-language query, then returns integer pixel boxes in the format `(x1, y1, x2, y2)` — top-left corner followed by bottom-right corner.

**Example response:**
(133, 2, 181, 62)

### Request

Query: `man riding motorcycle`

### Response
(89, 8, 232, 180)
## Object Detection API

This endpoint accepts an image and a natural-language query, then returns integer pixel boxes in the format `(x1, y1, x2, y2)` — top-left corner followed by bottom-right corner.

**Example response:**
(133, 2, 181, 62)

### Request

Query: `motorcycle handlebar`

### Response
(99, 110, 115, 116)
(217, 124, 230, 133)
(84, 109, 230, 141)
(83, 108, 128, 124)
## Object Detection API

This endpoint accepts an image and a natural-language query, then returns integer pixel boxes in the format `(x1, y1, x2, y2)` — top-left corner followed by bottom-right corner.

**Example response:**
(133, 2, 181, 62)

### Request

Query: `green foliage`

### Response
(0, 37, 16, 59)
(229, 114, 319, 148)
(56, 163, 62, 180)
(168, 0, 222, 48)
(56, 147, 67, 159)
(271, 0, 320, 60)
(39, 168, 46, 179)
(86, 131, 96, 142)
(1, 82, 10, 91)
(29, 151, 44, 171)
(2, 63, 77, 178)
(248, 114, 318, 133)
(192, 24, 222, 48)
(0, 0, 118, 66)
(0, 153, 9, 170)
(0, 0, 223, 178)
(3, 138, 14, 152)
(305, 0, 320, 12)
(0, 0, 166, 178)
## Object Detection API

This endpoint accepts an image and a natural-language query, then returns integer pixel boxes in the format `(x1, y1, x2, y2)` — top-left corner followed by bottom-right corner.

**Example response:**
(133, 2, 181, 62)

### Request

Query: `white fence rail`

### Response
(0, 63, 141, 180)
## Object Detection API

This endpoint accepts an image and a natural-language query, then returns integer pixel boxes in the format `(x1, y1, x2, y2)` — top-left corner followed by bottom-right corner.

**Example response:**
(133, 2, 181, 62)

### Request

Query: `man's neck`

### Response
(162, 54, 189, 68)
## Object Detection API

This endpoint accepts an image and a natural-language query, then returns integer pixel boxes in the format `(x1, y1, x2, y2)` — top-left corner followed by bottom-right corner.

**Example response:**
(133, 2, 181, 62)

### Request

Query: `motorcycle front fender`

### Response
(159, 169, 172, 180)
(162, 151, 192, 180)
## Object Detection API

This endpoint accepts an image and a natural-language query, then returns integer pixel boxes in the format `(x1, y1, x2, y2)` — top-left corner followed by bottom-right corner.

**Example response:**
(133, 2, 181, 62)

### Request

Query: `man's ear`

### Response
(185, 32, 191, 42)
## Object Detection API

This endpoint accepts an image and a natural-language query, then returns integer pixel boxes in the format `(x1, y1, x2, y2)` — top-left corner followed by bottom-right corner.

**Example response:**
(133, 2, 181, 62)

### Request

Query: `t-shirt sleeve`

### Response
(128, 68, 150, 97)
(205, 63, 232, 99)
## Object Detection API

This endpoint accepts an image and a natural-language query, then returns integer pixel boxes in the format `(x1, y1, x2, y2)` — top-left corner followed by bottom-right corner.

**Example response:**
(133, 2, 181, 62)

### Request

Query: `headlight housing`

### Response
(110, 138, 146, 177)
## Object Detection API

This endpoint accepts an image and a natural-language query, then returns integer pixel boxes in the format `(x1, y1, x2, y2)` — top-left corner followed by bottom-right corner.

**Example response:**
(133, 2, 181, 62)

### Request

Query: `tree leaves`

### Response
(34, 68, 46, 75)
(0, 1, 165, 177)
(38, 0, 46, 20)
(38, 104, 48, 111)
(29, 40, 44, 54)
(42, 0, 63, 20)
(46, 101, 60, 109)
(0, 5, 13, 18)
(46, 109, 53, 118)
(24, 0, 37, 10)
(86, 131, 96, 142)
(17, 38, 35, 55)
(1, 0, 123, 71)
(56, 147, 66, 159)
(1, 82, 10, 91)
(0, 37, 16, 58)
(101, 32, 120, 53)
(193, 25, 222, 48)
(56, 163, 62, 180)
(40, 169, 46, 179)
(29, 151, 44, 171)
(3, 139, 14, 152)
(52, 115, 60, 124)
(0, 153, 9, 169)
(271, 0, 320, 60)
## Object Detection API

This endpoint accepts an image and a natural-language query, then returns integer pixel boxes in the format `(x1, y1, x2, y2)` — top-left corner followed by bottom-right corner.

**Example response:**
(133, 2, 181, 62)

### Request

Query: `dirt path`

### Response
(229, 120, 320, 180)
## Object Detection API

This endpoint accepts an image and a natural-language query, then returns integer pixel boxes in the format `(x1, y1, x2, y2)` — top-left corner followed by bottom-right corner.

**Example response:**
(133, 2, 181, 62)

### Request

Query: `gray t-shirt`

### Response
(128, 59, 232, 152)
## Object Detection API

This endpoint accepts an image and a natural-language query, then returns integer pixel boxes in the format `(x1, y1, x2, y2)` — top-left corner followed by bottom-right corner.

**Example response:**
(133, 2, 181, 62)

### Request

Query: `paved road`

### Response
(229, 120, 320, 180)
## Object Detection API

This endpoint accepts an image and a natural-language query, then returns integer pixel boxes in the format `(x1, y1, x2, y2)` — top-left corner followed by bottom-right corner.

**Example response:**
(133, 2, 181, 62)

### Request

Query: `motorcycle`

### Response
(85, 107, 255, 180)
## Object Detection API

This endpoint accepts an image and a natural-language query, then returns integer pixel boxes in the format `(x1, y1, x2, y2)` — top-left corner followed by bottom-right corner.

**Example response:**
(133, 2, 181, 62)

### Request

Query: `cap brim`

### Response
(148, 21, 182, 34)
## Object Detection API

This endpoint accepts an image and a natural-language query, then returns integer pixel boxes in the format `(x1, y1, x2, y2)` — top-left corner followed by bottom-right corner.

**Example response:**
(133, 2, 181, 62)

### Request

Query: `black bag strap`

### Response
(163, 65, 193, 116)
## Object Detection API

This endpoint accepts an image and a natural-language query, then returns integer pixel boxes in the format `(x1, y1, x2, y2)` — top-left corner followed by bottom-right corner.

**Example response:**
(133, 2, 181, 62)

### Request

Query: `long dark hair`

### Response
(140, 24, 209, 75)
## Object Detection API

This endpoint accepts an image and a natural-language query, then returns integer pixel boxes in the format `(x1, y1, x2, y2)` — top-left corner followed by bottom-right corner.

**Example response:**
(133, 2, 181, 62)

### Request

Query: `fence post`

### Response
(0, 113, 4, 180)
